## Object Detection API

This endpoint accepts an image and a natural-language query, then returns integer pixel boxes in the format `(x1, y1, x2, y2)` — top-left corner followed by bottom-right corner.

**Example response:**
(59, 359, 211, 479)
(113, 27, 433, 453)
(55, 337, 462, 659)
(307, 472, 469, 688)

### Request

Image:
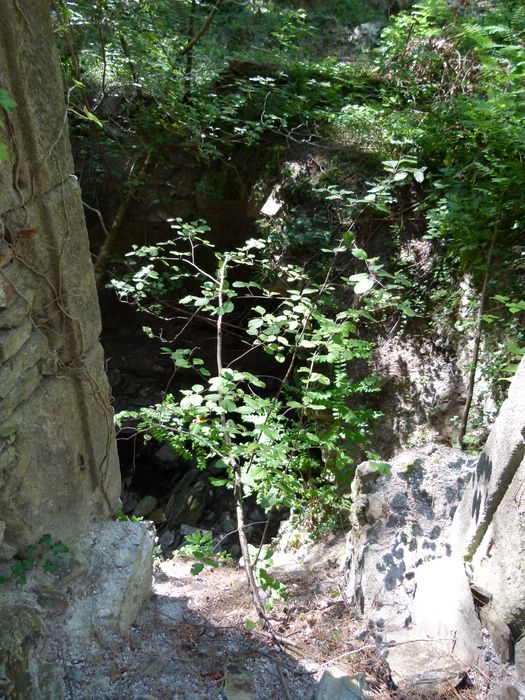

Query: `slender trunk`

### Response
(458, 209, 501, 447)
(216, 257, 268, 624)
(118, 32, 140, 88)
(183, 0, 197, 103)
(94, 152, 152, 289)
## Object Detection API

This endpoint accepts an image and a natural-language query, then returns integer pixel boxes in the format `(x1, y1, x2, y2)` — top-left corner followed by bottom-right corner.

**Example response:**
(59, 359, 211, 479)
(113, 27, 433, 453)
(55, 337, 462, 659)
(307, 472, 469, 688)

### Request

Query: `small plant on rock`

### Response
(0, 534, 69, 587)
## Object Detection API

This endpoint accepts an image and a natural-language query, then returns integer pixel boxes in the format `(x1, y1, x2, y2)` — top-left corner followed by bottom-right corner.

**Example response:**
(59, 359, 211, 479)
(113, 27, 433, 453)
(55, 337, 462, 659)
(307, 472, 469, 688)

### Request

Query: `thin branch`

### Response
(180, 0, 224, 56)
(458, 201, 502, 447)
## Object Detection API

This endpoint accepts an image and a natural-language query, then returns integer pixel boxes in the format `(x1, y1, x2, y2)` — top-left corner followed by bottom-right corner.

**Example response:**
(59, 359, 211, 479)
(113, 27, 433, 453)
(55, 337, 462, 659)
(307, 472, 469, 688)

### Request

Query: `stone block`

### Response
(0, 521, 153, 700)
(62, 521, 154, 643)
(345, 445, 473, 632)
(480, 605, 513, 664)
(411, 557, 483, 665)
(451, 356, 525, 559)
(383, 633, 467, 697)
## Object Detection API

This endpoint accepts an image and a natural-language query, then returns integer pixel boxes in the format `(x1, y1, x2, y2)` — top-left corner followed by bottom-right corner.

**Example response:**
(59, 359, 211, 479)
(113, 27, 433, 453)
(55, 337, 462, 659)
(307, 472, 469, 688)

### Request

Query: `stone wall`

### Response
(0, 0, 121, 555)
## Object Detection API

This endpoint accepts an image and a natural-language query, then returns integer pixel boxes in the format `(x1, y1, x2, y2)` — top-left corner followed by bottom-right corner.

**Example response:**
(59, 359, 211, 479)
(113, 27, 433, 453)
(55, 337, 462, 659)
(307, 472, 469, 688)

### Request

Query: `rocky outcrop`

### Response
(346, 445, 475, 630)
(345, 445, 482, 689)
(0, 0, 121, 554)
(373, 334, 466, 455)
(452, 356, 525, 680)
(346, 356, 525, 695)
(0, 520, 154, 699)
(0, 4, 154, 696)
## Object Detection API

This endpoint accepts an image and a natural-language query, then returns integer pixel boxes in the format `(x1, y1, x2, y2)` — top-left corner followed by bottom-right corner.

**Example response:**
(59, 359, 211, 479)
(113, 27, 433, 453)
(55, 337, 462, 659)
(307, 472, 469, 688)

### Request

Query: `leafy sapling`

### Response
(112, 219, 381, 624)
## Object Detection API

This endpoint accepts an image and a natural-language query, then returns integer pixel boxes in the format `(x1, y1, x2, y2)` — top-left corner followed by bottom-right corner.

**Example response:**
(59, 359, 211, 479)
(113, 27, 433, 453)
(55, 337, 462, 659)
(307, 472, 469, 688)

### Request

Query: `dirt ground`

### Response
(65, 534, 488, 700)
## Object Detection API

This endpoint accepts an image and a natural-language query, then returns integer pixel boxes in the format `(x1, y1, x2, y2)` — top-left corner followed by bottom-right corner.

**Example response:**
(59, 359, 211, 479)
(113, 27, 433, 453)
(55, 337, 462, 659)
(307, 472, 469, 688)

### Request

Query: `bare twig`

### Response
(275, 660, 292, 700)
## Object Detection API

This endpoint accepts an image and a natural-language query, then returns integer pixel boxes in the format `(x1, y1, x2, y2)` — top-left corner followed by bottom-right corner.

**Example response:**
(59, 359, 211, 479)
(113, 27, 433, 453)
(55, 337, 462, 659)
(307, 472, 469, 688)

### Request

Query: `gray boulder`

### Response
(316, 668, 368, 699)
(166, 475, 209, 527)
(383, 635, 466, 697)
(346, 444, 474, 631)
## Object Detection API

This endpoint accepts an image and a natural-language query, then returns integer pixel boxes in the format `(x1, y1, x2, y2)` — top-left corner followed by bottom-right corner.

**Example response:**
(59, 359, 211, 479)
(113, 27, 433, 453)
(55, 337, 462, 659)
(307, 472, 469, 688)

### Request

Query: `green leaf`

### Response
(50, 542, 69, 555)
(81, 106, 103, 127)
(248, 317, 264, 330)
(0, 89, 17, 112)
(351, 248, 368, 260)
(354, 277, 375, 295)
(180, 394, 204, 409)
(221, 398, 237, 412)
(43, 559, 58, 574)
(209, 476, 228, 487)
(397, 302, 417, 317)
(191, 563, 205, 575)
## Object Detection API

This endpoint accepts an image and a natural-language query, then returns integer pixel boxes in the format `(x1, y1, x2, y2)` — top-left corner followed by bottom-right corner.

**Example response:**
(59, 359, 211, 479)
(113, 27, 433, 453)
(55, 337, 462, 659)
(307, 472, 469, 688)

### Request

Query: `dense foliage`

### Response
(53, 0, 524, 545)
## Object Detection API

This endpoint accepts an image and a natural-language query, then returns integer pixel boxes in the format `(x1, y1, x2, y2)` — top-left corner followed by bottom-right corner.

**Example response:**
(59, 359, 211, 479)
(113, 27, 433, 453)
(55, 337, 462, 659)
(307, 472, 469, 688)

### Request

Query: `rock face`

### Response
(373, 335, 466, 456)
(0, 520, 154, 698)
(347, 357, 525, 694)
(0, 0, 121, 553)
(452, 357, 525, 676)
(0, 5, 150, 697)
(345, 444, 484, 691)
(346, 445, 475, 633)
